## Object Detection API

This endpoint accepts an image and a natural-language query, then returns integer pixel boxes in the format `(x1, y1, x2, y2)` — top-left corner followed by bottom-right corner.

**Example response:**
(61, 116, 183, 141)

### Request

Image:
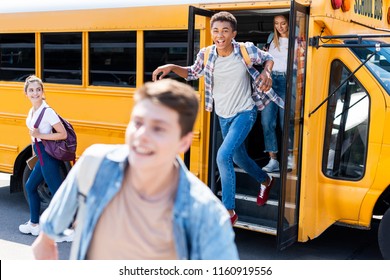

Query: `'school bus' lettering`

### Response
(354, 0, 383, 19)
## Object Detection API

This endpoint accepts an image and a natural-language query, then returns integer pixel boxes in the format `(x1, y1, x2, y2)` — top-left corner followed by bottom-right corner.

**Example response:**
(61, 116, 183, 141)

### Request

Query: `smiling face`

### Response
(25, 81, 44, 106)
(126, 98, 192, 171)
(274, 15, 289, 38)
(211, 20, 237, 54)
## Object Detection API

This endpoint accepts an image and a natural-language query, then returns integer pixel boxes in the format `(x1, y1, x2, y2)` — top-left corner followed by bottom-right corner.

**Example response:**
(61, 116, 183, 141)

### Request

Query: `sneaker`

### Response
(19, 220, 40, 236)
(230, 213, 238, 226)
(257, 175, 274, 206)
(55, 229, 75, 243)
(262, 158, 280, 173)
(288, 154, 294, 170)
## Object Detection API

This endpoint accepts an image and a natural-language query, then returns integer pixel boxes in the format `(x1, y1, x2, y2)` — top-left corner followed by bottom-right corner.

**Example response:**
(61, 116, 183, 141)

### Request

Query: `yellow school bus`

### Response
(1, 0, 390, 258)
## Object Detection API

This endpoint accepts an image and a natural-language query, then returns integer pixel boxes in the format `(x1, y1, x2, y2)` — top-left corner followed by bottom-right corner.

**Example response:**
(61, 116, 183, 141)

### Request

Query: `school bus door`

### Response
(187, 6, 214, 184)
(276, 0, 309, 250)
(187, 2, 311, 251)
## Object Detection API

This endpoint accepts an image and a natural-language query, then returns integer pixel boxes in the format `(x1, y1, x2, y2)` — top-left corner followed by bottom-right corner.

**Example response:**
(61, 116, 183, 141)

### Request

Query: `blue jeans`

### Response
(217, 106, 269, 210)
(25, 142, 63, 223)
(261, 73, 287, 153)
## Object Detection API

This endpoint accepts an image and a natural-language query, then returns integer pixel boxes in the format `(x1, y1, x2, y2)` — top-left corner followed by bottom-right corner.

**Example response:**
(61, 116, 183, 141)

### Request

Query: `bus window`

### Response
(348, 40, 390, 96)
(42, 33, 82, 85)
(0, 33, 35, 81)
(89, 31, 136, 87)
(144, 30, 192, 83)
(323, 60, 369, 180)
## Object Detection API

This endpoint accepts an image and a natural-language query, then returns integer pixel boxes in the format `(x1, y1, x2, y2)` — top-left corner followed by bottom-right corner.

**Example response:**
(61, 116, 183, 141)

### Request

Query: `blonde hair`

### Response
(24, 75, 44, 93)
(273, 14, 289, 51)
(24, 75, 46, 100)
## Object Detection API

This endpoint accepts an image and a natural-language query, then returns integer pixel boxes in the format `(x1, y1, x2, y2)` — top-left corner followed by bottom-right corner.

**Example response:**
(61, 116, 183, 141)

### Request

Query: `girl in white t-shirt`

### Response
(261, 14, 293, 173)
(19, 75, 67, 237)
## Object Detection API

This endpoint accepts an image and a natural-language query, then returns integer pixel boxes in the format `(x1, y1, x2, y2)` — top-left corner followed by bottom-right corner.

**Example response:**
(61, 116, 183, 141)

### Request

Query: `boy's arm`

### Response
(244, 42, 274, 92)
(258, 59, 274, 92)
(152, 47, 207, 82)
(263, 59, 274, 75)
(32, 232, 58, 260)
(152, 64, 189, 81)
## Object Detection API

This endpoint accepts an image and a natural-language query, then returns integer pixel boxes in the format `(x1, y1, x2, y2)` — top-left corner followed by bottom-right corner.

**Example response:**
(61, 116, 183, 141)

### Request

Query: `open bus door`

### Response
(276, 0, 309, 250)
(187, 6, 217, 187)
(186, 6, 211, 168)
(187, 2, 310, 250)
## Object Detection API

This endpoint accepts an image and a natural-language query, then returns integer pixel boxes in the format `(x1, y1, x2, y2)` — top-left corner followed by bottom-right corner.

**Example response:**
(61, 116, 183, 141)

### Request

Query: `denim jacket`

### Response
(40, 144, 239, 260)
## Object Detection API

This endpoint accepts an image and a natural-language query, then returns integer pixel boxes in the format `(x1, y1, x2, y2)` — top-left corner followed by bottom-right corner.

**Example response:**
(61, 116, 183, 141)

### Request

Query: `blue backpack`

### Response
(263, 32, 274, 51)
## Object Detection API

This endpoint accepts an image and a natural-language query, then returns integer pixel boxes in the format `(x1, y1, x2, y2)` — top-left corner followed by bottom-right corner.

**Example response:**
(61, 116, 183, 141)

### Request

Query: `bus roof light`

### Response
(331, 0, 342, 9)
(341, 0, 351, 12)
(387, 7, 390, 24)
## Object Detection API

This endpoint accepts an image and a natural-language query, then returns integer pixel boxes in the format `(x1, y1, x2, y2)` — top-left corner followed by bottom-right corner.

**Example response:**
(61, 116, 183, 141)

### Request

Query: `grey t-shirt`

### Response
(212, 52, 254, 118)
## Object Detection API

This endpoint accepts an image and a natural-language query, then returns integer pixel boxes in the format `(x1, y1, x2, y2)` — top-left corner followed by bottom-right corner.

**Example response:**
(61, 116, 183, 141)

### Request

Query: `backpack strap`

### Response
(203, 46, 212, 67)
(267, 32, 274, 44)
(263, 32, 274, 51)
(238, 43, 251, 66)
(203, 43, 251, 67)
(73, 144, 119, 198)
(33, 107, 48, 166)
(69, 144, 119, 259)
(34, 107, 47, 129)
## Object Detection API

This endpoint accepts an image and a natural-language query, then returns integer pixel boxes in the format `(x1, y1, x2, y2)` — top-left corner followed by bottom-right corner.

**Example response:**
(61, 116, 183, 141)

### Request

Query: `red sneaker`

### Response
(230, 213, 238, 225)
(257, 176, 274, 206)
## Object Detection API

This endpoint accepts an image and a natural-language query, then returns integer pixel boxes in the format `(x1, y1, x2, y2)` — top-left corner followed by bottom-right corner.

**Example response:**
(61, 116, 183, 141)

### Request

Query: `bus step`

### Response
(234, 219, 277, 236)
(217, 191, 279, 207)
(234, 166, 298, 180)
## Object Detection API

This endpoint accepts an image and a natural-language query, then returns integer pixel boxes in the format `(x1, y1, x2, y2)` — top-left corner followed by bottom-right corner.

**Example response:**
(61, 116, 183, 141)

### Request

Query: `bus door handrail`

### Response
(308, 34, 390, 117)
(310, 33, 390, 48)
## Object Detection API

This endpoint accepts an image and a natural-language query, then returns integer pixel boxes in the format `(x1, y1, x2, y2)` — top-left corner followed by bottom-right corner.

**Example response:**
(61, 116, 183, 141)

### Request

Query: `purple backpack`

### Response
(34, 107, 77, 162)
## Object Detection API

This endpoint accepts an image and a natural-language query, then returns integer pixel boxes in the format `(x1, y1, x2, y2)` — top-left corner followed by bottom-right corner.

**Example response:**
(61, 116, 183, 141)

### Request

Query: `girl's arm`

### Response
(30, 121, 67, 141)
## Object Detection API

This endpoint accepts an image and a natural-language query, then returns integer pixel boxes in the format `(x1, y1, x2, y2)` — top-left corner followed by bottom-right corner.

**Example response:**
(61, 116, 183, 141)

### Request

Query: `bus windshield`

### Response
(347, 40, 390, 96)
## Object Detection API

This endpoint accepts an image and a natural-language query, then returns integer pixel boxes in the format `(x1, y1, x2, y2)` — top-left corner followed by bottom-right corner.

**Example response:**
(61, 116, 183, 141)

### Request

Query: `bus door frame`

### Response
(277, 0, 309, 250)
(187, 6, 217, 191)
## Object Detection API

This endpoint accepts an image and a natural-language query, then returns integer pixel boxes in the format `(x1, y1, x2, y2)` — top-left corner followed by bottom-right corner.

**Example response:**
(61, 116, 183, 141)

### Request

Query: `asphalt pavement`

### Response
(0, 173, 71, 260)
(0, 172, 384, 260)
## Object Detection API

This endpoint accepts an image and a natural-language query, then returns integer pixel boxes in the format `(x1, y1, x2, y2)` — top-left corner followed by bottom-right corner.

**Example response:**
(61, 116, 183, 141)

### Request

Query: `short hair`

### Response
(134, 79, 199, 137)
(24, 75, 44, 93)
(210, 11, 237, 31)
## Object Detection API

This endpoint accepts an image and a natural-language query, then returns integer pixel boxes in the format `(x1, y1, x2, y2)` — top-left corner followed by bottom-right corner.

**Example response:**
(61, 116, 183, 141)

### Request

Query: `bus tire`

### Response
(378, 208, 390, 260)
(22, 161, 70, 213)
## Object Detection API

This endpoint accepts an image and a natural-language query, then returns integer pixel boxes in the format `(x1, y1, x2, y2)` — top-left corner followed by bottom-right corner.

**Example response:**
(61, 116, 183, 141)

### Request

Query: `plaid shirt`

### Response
(186, 40, 284, 112)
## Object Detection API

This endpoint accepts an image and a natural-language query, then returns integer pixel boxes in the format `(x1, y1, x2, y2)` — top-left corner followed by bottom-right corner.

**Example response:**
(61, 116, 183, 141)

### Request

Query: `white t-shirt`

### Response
(212, 52, 254, 118)
(26, 101, 61, 142)
(268, 37, 288, 73)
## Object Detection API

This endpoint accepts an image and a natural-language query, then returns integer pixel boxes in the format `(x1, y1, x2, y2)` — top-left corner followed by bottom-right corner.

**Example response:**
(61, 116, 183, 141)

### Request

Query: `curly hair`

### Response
(210, 11, 237, 31)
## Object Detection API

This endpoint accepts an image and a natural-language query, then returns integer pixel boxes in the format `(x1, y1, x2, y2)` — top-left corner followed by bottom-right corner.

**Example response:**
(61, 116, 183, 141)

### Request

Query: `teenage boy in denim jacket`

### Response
(152, 11, 281, 225)
(32, 79, 238, 260)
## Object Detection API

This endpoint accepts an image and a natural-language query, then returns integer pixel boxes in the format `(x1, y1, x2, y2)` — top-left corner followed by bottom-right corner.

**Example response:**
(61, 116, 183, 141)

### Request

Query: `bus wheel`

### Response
(22, 162, 69, 212)
(378, 208, 390, 260)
